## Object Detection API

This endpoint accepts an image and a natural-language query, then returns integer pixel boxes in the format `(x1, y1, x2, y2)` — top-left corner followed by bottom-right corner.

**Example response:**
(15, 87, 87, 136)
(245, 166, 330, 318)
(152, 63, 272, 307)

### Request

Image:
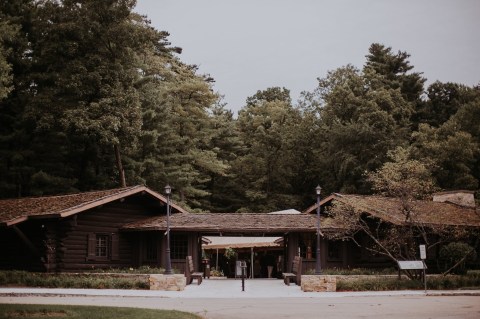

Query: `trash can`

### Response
(202, 258, 210, 278)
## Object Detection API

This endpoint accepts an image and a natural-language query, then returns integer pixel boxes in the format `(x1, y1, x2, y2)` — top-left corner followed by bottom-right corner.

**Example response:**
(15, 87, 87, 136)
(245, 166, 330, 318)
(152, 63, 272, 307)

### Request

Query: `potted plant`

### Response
(224, 247, 237, 260)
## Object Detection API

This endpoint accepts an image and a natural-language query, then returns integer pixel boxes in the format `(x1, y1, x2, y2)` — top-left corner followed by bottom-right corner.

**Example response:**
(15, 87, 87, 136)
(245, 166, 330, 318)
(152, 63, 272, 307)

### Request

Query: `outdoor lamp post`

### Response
(164, 184, 173, 275)
(315, 185, 322, 275)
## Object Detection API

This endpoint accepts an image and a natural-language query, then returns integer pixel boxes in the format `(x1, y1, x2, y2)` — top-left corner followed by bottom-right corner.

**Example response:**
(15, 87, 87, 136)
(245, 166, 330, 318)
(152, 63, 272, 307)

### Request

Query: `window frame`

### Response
(171, 233, 188, 260)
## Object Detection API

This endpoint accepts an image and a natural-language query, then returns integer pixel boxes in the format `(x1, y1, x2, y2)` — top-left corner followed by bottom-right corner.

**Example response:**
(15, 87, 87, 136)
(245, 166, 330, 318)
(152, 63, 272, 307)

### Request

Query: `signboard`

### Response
(397, 260, 425, 270)
(419, 245, 426, 260)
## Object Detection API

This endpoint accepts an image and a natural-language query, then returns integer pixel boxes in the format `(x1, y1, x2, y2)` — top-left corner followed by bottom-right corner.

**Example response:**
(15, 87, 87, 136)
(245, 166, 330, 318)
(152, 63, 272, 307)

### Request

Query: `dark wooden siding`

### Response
(58, 194, 163, 272)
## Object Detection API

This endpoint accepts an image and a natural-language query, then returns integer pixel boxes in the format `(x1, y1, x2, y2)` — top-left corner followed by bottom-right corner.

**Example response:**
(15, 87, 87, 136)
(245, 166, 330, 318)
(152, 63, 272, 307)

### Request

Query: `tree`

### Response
(308, 63, 412, 194)
(0, 0, 38, 197)
(415, 81, 480, 128)
(204, 100, 245, 212)
(364, 43, 425, 103)
(28, 0, 157, 188)
(235, 87, 303, 212)
(134, 51, 226, 210)
(0, 20, 15, 100)
(412, 123, 479, 190)
(368, 147, 437, 201)
(327, 148, 473, 278)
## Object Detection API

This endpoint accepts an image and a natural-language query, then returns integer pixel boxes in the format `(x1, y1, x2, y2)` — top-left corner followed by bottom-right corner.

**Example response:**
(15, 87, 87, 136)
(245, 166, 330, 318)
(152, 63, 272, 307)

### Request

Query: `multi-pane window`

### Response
(145, 235, 158, 261)
(96, 234, 109, 257)
(171, 234, 188, 259)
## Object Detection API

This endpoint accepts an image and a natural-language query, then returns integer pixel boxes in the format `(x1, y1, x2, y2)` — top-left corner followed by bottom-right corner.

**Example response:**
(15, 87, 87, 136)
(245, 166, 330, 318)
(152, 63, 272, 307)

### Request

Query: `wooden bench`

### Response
(185, 256, 203, 285)
(282, 256, 302, 286)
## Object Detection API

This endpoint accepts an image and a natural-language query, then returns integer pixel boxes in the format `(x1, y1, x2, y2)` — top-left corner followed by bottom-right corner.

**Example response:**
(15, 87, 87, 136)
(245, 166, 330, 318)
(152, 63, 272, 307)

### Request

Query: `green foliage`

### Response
(367, 146, 437, 200)
(306, 267, 396, 275)
(308, 60, 414, 194)
(234, 87, 304, 212)
(209, 268, 225, 277)
(224, 247, 237, 260)
(336, 272, 480, 291)
(0, 270, 150, 289)
(439, 242, 478, 275)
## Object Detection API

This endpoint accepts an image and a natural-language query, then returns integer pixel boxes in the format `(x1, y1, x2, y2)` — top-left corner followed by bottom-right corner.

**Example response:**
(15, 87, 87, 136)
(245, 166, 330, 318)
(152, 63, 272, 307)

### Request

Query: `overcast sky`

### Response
(135, 0, 480, 115)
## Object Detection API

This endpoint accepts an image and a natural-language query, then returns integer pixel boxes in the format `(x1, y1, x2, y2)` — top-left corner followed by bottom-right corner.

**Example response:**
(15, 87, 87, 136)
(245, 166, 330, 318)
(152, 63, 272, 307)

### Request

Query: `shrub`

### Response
(336, 271, 480, 291)
(307, 267, 396, 275)
(0, 270, 150, 289)
(439, 242, 477, 275)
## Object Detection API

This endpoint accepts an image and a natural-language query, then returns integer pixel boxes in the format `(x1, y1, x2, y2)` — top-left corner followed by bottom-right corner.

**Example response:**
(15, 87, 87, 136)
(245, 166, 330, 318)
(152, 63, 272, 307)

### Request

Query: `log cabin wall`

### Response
(57, 194, 163, 272)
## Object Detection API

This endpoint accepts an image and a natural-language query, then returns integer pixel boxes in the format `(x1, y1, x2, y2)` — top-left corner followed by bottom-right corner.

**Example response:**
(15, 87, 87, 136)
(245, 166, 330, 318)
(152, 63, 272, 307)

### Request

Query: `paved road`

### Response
(1, 279, 479, 319)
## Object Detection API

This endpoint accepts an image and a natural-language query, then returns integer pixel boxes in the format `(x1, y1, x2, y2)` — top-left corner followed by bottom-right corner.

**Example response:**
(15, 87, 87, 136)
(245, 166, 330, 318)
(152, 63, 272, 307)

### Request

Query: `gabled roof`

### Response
(122, 212, 343, 233)
(304, 193, 480, 227)
(0, 185, 189, 227)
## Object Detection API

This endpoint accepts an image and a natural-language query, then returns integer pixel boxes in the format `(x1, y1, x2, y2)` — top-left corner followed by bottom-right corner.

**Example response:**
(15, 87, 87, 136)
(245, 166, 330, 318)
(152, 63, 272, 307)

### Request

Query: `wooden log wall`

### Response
(58, 194, 163, 272)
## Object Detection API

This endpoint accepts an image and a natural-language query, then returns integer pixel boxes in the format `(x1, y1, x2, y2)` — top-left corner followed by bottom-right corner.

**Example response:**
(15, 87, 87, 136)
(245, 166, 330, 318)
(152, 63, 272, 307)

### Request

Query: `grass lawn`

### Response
(0, 304, 202, 319)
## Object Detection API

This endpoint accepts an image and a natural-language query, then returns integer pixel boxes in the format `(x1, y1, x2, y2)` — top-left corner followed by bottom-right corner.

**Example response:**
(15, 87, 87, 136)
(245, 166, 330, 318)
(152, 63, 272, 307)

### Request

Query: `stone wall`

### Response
(301, 275, 336, 292)
(149, 274, 186, 291)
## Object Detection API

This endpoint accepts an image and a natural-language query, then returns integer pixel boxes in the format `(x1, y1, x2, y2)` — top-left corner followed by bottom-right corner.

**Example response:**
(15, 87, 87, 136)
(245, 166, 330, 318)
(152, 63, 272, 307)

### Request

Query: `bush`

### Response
(439, 242, 477, 275)
(307, 267, 396, 275)
(336, 271, 480, 291)
(0, 270, 150, 289)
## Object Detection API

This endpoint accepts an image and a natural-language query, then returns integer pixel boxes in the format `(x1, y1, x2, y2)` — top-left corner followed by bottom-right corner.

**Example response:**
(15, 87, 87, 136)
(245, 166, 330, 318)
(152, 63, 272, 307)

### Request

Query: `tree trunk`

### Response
(114, 144, 126, 188)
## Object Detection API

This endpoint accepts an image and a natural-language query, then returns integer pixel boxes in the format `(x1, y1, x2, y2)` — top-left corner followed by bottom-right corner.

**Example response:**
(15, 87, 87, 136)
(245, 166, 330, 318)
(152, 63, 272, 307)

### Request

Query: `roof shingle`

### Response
(122, 212, 342, 233)
(306, 194, 480, 227)
(0, 185, 188, 226)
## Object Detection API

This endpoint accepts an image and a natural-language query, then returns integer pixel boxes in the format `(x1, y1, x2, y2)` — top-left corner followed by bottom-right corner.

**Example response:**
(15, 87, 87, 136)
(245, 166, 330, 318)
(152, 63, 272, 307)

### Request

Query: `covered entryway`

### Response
(202, 236, 284, 278)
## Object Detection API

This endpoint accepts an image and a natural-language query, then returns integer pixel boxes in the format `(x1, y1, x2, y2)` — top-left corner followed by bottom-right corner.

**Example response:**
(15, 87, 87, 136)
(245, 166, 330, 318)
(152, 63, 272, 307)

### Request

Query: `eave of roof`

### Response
(0, 185, 189, 227)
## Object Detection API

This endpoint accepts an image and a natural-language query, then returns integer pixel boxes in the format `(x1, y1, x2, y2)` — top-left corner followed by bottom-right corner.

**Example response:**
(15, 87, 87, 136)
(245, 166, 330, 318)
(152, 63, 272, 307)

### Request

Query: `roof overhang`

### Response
(1, 185, 189, 227)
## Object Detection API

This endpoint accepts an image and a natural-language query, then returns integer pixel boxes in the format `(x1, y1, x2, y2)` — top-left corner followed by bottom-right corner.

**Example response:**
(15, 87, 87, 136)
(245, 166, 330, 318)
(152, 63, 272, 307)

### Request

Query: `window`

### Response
(171, 234, 188, 260)
(87, 233, 119, 261)
(327, 241, 342, 260)
(96, 234, 109, 257)
(145, 235, 158, 261)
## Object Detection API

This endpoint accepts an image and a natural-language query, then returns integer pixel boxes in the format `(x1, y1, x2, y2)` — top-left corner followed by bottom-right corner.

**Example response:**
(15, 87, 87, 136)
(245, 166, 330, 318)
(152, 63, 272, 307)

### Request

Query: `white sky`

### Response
(135, 0, 480, 115)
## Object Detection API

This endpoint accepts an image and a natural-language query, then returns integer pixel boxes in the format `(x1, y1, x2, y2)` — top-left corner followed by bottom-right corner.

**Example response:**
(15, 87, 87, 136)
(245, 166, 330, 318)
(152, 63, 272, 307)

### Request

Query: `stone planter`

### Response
(149, 274, 186, 291)
(301, 275, 336, 292)
(209, 276, 228, 280)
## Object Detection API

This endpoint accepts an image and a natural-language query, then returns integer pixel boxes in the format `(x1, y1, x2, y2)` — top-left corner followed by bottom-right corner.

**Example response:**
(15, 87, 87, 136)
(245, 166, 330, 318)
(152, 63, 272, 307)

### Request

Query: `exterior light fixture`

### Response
(315, 185, 322, 275)
(164, 184, 173, 275)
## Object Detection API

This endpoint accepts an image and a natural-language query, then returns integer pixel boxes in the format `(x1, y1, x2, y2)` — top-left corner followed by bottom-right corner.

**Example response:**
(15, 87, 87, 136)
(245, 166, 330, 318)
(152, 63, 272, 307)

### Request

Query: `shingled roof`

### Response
(304, 193, 480, 227)
(122, 212, 342, 233)
(0, 185, 188, 227)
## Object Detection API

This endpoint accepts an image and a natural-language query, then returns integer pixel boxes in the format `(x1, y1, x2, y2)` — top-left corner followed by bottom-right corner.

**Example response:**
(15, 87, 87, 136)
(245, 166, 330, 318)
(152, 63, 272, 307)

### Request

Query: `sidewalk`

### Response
(1, 278, 479, 299)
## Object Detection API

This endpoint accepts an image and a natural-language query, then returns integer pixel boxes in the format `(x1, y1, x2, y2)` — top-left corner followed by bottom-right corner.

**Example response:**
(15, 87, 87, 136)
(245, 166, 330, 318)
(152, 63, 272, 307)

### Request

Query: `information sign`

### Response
(397, 260, 425, 270)
(419, 245, 426, 260)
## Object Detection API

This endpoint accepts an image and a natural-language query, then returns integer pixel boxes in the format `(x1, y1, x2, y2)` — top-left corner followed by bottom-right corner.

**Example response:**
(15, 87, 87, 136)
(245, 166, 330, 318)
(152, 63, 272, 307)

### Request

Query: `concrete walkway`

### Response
(1, 278, 479, 298)
(2, 279, 480, 319)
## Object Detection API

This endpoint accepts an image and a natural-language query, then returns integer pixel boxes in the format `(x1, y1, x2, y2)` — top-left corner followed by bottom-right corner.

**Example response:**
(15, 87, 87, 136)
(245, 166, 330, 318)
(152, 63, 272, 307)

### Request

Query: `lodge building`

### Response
(0, 185, 479, 275)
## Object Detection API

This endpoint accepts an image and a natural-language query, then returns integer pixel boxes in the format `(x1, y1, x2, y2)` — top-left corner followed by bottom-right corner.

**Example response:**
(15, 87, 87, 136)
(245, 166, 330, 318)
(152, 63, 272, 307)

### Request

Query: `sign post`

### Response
(419, 245, 427, 293)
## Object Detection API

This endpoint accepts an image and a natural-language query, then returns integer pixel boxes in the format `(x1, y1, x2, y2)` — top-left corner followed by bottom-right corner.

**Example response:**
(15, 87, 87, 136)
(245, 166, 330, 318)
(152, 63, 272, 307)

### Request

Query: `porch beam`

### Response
(12, 225, 41, 257)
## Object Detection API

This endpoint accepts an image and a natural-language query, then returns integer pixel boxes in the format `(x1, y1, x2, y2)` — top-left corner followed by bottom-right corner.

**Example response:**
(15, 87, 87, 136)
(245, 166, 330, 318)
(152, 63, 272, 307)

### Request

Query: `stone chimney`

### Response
(432, 190, 476, 208)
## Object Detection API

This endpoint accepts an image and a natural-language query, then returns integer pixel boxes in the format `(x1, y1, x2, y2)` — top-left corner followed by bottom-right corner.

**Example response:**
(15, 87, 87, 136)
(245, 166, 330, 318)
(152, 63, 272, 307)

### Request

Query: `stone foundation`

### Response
(301, 275, 336, 292)
(149, 274, 186, 291)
